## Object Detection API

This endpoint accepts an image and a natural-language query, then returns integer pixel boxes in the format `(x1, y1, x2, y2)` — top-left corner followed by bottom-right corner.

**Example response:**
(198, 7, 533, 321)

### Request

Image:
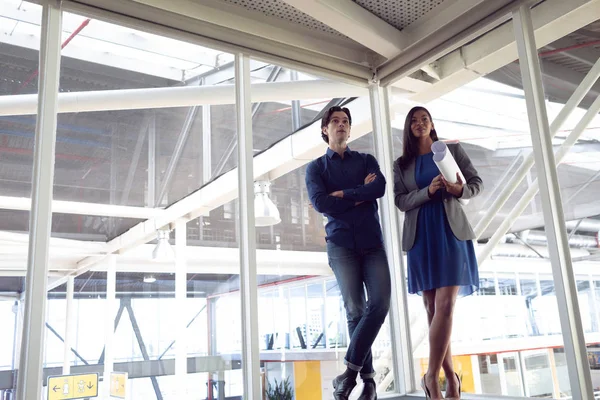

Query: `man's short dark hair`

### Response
(320, 106, 352, 144)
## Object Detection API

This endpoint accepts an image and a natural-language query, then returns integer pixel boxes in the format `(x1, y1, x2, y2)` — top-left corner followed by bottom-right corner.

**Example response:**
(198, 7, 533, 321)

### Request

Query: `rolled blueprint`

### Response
(431, 141, 469, 206)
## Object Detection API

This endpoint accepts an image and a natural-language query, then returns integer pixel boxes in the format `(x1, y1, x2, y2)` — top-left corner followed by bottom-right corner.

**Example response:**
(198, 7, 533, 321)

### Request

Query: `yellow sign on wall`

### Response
(110, 372, 128, 399)
(47, 373, 98, 400)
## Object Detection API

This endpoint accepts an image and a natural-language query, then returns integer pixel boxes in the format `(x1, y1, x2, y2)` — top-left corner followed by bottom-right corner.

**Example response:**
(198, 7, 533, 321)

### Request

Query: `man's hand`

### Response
(428, 175, 444, 196)
(364, 173, 376, 184)
(329, 172, 376, 201)
(441, 173, 464, 197)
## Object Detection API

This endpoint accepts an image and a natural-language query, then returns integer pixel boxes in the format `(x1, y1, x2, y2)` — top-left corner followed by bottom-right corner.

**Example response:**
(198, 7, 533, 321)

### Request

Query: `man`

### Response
(305, 106, 391, 400)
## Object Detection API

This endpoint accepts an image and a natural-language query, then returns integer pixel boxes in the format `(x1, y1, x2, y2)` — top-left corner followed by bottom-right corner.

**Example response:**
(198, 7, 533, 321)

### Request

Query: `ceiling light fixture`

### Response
(254, 180, 281, 227)
(151, 228, 174, 262)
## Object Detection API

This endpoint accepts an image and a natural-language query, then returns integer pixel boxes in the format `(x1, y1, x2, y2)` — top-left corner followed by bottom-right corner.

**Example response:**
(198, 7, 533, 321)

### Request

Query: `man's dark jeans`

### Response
(326, 241, 391, 378)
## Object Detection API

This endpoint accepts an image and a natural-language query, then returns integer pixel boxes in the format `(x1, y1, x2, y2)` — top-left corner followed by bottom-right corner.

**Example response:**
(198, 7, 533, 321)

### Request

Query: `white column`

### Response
(471, 355, 482, 394)
(497, 353, 508, 395)
(11, 300, 23, 371)
(202, 105, 212, 184)
(147, 113, 156, 207)
(513, 5, 593, 399)
(590, 276, 599, 332)
(103, 255, 117, 397)
(175, 220, 188, 396)
(16, 2, 62, 399)
(62, 276, 75, 374)
(235, 53, 261, 400)
(369, 83, 413, 394)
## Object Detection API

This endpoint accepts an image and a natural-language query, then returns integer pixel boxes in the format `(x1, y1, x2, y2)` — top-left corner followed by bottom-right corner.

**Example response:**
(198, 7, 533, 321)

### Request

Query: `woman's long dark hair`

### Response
(398, 106, 439, 170)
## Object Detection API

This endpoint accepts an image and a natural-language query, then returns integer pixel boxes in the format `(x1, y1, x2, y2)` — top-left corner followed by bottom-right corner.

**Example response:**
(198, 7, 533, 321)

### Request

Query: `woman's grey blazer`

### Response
(393, 143, 483, 251)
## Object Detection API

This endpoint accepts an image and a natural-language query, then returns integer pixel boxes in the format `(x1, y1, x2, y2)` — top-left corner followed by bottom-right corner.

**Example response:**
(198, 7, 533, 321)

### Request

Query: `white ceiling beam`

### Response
(279, 0, 406, 59)
(0, 29, 185, 81)
(0, 79, 368, 116)
(376, 0, 518, 83)
(126, 0, 373, 67)
(392, 76, 433, 93)
(102, 245, 332, 276)
(409, 0, 600, 103)
(0, 6, 227, 67)
(401, 0, 499, 49)
(64, 0, 372, 85)
(0, 195, 165, 219)
(0, 245, 332, 278)
(0, 230, 105, 250)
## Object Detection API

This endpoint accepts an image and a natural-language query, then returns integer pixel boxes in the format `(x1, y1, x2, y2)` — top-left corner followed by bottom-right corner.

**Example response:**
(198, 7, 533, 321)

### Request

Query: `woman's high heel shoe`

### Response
(445, 372, 462, 400)
(421, 375, 432, 399)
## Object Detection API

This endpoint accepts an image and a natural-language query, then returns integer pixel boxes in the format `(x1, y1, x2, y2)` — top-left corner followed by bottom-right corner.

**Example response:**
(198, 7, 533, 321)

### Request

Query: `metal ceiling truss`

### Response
(0, 0, 598, 284)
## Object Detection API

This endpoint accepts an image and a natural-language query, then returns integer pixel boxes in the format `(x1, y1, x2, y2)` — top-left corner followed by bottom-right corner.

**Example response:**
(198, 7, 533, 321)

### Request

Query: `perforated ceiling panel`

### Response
(353, 0, 446, 30)
(218, 0, 345, 36)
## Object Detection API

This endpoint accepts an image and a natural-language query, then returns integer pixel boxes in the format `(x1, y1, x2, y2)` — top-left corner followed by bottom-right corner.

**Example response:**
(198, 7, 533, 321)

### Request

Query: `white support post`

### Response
(147, 113, 156, 208)
(11, 300, 23, 371)
(202, 105, 212, 184)
(471, 354, 482, 394)
(513, 5, 593, 399)
(103, 255, 117, 397)
(497, 353, 508, 395)
(368, 83, 413, 394)
(16, 2, 62, 399)
(235, 53, 261, 400)
(175, 219, 188, 396)
(590, 276, 599, 333)
(62, 276, 75, 375)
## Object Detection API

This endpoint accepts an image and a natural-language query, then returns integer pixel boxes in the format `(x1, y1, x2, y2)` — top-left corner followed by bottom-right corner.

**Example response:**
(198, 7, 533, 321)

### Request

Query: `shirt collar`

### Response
(326, 146, 352, 159)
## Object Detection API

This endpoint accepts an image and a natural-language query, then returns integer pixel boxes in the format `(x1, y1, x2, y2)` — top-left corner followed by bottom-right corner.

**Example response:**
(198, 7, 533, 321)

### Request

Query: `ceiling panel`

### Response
(354, 0, 446, 30)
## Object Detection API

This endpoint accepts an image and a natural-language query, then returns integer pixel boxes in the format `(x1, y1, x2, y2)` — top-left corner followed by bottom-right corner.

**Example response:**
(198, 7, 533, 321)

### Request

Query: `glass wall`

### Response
(0, 1, 40, 398)
(245, 61, 397, 399)
(537, 12, 600, 398)
(390, 11, 600, 398)
(2, 1, 599, 399)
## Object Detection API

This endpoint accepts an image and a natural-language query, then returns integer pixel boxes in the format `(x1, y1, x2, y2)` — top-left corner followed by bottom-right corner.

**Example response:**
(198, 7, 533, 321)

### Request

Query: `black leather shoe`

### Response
(332, 374, 357, 400)
(358, 380, 377, 400)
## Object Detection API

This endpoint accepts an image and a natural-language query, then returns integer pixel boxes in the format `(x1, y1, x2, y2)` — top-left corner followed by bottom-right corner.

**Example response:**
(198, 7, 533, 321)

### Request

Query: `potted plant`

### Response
(265, 377, 294, 400)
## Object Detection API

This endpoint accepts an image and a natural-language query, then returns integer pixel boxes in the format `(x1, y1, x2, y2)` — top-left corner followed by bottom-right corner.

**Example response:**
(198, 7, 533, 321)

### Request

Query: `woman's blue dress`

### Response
(407, 152, 479, 297)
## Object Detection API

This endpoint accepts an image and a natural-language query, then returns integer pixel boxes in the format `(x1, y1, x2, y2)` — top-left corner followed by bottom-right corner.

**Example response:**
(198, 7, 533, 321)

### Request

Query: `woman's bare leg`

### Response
(423, 286, 460, 399)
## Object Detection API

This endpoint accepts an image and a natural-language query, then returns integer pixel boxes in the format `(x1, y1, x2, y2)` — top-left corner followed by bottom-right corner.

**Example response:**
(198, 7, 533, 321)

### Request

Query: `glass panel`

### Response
(522, 350, 552, 397)
(479, 354, 500, 394)
(0, 301, 17, 371)
(0, 1, 40, 397)
(251, 61, 396, 398)
(577, 280, 595, 333)
(497, 274, 517, 296)
(538, 12, 600, 399)
(39, 8, 242, 398)
(392, 12, 600, 398)
(46, 272, 109, 368)
(502, 353, 524, 396)
(519, 275, 540, 336)
(50, 11, 237, 219)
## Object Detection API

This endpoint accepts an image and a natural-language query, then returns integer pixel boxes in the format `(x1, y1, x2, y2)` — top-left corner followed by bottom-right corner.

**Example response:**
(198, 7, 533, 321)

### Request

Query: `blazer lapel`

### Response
(404, 159, 418, 191)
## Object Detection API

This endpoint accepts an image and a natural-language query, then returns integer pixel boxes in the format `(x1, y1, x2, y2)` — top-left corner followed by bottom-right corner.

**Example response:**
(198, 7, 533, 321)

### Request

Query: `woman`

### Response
(393, 107, 483, 400)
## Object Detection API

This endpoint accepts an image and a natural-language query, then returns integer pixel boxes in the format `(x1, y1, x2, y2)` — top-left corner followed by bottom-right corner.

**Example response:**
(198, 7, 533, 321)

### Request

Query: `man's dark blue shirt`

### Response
(305, 147, 386, 249)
